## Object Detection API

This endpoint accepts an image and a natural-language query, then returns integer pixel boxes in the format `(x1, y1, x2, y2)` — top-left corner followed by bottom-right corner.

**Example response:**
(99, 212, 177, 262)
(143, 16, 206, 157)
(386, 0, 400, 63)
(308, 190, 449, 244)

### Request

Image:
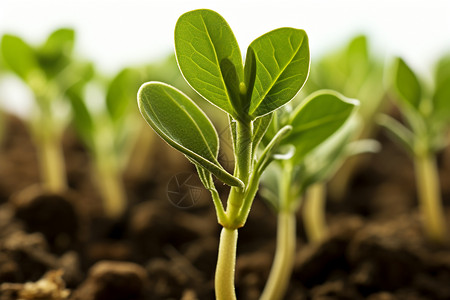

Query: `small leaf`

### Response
(432, 77, 450, 124)
(66, 87, 95, 148)
(393, 58, 422, 110)
(251, 113, 273, 157)
(174, 9, 244, 117)
(37, 28, 75, 76)
(377, 114, 414, 154)
(106, 68, 140, 122)
(1, 34, 38, 81)
(284, 90, 358, 163)
(247, 28, 310, 118)
(138, 82, 243, 188)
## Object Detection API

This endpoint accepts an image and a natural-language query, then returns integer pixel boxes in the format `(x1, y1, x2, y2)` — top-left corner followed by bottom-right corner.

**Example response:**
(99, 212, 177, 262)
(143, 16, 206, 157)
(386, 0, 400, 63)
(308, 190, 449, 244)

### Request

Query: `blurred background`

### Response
(0, 0, 449, 115)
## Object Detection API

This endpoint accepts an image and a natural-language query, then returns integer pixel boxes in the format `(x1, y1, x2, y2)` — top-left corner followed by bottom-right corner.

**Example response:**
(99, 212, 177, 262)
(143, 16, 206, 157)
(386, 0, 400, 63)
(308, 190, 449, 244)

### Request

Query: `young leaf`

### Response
(37, 28, 75, 75)
(1, 34, 38, 81)
(393, 58, 422, 110)
(284, 90, 358, 163)
(247, 28, 310, 118)
(174, 9, 244, 117)
(138, 82, 243, 188)
(432, 77, 450, 124)
(106, 68, 140, 122)
(377, 114, 414, 154)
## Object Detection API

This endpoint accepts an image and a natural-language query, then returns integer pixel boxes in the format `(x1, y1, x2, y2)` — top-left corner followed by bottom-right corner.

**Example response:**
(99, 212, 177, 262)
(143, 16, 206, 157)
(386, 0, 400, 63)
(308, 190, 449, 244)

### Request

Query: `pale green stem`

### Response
(215, 228, 238, 300)
(303, 182, 327, 242)
(94, 149, 126, 219)
(260, 211, 296, 300)
(38, 131, 67, 193)
(414, 152, 448, 244)
(125, 122, 155, 181)
(260, 162, 296, 300)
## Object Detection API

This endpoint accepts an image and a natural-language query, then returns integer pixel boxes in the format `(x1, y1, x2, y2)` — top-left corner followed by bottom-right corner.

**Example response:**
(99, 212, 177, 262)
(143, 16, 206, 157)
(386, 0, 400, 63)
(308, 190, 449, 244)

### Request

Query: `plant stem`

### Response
(414, 151, 448, 244)
(227, 120, 252, 222)
(260, 162, 296, 300)
(260, 211, 296, 300)
(38, 131, 67, 193)
(215, 228, 238, 300)
(303, 182, 327, 242)
(94, 143, 126, 219)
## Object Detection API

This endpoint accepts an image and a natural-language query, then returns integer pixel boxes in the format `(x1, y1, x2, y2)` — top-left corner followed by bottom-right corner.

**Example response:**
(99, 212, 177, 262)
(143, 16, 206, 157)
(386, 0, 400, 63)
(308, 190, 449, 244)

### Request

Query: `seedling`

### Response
(138, 9, 311, 299)
(67, 67, 141, 218)
(379, 57, 450, 244)
(303, 35, 386, 199)
(1, 29, 90, 193)
(258, 91, 359, 300)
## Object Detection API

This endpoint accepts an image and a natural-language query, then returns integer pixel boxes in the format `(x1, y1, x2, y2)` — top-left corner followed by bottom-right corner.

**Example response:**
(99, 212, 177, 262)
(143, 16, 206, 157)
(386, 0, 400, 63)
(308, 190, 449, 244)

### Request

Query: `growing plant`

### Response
(258, 91, 359, 300)
(1, 29, 89, 193)
(67, 67, 141, 218)
(302, 35, 386, 199)
(138, 8, 314, 299)
(378, 57, 450, 244)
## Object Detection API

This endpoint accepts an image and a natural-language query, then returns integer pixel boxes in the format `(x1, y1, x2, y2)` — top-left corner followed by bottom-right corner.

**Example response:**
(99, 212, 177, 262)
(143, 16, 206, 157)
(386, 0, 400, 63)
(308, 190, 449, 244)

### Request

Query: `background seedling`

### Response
(379, 56, 450, 244)
(138, 9, 312, 299)
(302, 35, 386, 200)
(67, 67, 142, 218)
(259, 90, 359, 300)
(0, 29, 90, 193)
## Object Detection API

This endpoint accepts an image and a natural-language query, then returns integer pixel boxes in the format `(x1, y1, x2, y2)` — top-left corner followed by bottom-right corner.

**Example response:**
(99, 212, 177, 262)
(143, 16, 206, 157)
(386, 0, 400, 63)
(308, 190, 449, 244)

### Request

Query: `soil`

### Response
(0, 113, 449, 300)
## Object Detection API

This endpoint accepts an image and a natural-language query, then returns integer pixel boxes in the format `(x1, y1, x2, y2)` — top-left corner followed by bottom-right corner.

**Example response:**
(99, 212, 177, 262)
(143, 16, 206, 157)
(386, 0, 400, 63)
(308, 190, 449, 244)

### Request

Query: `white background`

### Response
(0, 0, 449, 114)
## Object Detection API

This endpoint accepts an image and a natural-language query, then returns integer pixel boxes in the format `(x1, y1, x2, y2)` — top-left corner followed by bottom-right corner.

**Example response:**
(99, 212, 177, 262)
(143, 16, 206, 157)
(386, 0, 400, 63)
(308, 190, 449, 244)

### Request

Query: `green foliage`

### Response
(1, 34, 39, 81)
(284, 91, 358, 163)
(382, 56, 450, 155)
(174, 9, 310, 122)
(138, 82, 242, 188)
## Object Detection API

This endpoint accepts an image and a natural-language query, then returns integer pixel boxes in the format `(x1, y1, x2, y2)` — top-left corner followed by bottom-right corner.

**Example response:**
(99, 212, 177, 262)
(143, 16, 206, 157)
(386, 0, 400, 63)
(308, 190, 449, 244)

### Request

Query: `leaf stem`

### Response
(260, 163, 296, 300)
(38, 130, 67, 193)
(215, 227, 238, 300)
(414, 151, 448, 244)
(303, 182, 327, 242)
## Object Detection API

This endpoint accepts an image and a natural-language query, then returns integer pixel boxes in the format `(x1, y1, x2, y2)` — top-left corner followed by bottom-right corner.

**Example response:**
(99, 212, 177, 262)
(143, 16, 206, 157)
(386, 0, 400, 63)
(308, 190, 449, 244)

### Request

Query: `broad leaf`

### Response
(175, 9, 244, 117)
(247, 28, 310, 118)
(1, 34, 38, 81)
(284, 90, 358, 163)
(138, 82, 243, 187)
(393, 58, 422, 110)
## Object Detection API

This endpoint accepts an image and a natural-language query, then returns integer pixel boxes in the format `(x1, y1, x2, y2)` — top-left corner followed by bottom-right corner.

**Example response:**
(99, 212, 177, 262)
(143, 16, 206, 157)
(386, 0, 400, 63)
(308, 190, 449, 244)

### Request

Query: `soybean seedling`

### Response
(378, 57, 450, 244)
(258, 91, 359, 300)
(1, 29, 90, 193)
(67, 67, 141, 219)
(138, 9, 311, 299)
(303, 35, 386, 200)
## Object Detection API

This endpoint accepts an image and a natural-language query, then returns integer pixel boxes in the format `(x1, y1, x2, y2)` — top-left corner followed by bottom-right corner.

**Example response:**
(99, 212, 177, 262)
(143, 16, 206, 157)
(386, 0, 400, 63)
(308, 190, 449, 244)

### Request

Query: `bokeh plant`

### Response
(378, 57, 450, 244)
(138, 9, 313, 299)
(67, 67, 141, 218)
(1, 29, 89, 193)
(259, 91, 360, 300)
(302, 35, 386, 199)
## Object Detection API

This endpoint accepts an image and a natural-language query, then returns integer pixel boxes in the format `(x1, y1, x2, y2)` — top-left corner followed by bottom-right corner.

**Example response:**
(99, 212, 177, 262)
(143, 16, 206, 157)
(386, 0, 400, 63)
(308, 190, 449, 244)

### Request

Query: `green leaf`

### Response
(247, 28, 310, 118)
(435, 54, 450, 86)
(174, 9, 244, 117)
(432, 76, 450, 124)
(377, 114, 414, 154)
(1, 34, 38, 81)
(106, 68, 140, 122)
(251, 113, 273, 157)
(393, 58, 422, 110)
(284, 90, 358, 163)
(37, 28, 75, 75)
(66, 86, 95, 148)
(138, 82, 243, 188)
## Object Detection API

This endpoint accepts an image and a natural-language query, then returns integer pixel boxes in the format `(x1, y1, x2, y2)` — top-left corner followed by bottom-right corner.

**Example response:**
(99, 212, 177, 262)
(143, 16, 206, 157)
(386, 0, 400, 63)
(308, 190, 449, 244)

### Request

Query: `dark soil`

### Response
(0, 113, 449, 300)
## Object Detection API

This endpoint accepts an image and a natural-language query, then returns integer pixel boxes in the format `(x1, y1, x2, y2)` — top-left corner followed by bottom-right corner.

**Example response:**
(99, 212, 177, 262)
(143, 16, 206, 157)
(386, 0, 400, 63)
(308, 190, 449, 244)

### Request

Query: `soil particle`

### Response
(10, 185, 79, 252)
(70, 261, 147, 300)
